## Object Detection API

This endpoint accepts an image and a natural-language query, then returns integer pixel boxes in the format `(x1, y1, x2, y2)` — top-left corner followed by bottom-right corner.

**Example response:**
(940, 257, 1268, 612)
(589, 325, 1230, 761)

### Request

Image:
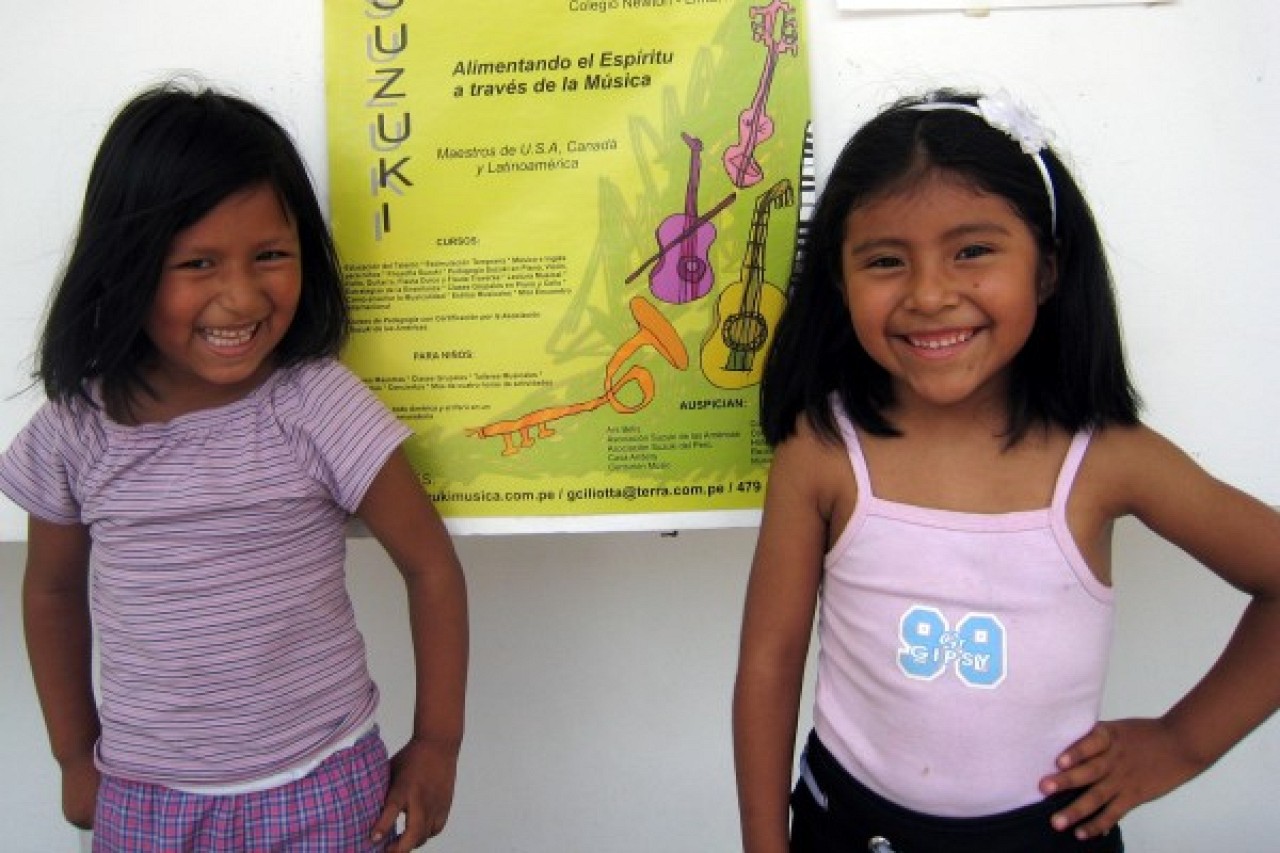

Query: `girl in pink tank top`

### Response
(733, 89, 1280, 853)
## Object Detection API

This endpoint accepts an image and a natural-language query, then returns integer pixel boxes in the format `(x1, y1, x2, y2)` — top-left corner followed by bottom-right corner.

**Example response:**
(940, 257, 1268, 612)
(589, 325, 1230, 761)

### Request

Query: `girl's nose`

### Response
(903, 265, 958, 313)
(217, 266, 269, 312)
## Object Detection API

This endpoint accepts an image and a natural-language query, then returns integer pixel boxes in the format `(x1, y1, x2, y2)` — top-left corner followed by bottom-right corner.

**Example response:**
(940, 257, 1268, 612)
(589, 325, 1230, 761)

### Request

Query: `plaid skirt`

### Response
(93, 730, 393, 852)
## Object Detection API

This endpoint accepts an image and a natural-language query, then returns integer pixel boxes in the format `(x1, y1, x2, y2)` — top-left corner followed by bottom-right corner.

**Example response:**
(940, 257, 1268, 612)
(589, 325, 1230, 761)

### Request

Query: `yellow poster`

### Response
(325, 0, 810, 531)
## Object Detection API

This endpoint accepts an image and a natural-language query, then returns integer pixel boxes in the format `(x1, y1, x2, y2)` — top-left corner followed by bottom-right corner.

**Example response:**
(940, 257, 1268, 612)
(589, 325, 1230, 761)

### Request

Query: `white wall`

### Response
(2, 520, 1277, 851)
(1, 1, 1277, 851)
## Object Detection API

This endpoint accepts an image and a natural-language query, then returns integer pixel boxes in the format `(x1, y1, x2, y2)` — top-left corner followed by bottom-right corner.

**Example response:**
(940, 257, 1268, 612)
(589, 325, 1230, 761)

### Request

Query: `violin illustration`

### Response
(700, 178, 793, 389)
(625, 192, 735, 290)
(723, 0, 799, 190)
(649, 132, 719, 305)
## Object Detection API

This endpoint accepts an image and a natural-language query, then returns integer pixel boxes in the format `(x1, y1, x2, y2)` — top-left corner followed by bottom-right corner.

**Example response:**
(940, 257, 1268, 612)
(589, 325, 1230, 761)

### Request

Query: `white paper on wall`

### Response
(837, 0, 1173, 11)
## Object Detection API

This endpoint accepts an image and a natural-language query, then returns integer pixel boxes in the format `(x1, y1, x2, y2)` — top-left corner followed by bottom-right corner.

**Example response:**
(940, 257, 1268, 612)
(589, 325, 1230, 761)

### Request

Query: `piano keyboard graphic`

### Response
(790, 122, 816, 291)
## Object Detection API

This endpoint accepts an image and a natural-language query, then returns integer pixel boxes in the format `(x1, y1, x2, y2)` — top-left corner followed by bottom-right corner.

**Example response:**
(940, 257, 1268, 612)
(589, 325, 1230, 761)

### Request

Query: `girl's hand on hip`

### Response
(371, 737, 459, 851)
(1039, 718, 1205, 840)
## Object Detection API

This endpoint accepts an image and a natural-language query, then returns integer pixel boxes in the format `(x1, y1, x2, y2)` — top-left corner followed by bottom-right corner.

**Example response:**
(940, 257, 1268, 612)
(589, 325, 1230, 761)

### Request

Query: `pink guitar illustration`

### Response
(723, 0, 799, 189)
(649, 132, 718, 304)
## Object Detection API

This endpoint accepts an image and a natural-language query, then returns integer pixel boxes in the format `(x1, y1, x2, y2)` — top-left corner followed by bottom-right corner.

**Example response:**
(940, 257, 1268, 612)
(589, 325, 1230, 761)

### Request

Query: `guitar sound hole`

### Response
(722, 312, 768, 352)
(679, 256, 708, 283)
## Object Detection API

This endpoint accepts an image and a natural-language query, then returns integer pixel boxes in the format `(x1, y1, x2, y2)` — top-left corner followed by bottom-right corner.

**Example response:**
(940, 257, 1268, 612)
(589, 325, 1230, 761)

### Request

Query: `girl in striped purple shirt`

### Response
(0, 82, 468, 851)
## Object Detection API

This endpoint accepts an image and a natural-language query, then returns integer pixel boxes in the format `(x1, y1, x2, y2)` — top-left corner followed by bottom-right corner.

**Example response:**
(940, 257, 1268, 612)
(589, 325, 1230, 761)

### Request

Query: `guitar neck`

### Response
(684, 151, 702, 215)
(740, 216, 771, 288)
(748, 50, 780, 113)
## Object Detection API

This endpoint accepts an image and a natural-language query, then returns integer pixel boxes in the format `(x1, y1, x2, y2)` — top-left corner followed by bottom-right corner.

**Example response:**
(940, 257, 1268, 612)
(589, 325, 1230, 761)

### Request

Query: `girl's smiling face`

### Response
(142, 182, 301, 419)
(840, 170, 1053, 418)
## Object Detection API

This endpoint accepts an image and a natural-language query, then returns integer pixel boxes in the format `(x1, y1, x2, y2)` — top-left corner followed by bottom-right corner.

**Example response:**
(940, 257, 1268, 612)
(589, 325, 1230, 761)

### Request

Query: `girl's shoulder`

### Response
(1080, 421, 1232, 518)
(768, 412, 858, 538)
(269, 358, 411, 511)
(269, 357, 407, 449)
(28, 391, 109, 443)
(0, 394, 109, 524)
(270, 358, 379, 416)
(774, 410, 854, 474)
(1082, 422, 1280, 594)
(1083, 421, 1187, 479)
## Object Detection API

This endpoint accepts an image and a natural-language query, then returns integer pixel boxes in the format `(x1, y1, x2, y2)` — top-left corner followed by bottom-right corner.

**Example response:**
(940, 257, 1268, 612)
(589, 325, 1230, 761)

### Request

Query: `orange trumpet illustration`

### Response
(468, 296, 689, 456)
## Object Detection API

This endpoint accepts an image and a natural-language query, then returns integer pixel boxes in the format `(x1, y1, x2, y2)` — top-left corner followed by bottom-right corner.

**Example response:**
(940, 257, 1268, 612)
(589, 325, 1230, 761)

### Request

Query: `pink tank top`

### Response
(812, 410, 1114, 817)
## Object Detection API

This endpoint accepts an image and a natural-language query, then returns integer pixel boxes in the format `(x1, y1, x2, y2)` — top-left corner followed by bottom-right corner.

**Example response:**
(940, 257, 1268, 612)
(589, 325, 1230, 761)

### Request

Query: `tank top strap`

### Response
(1050, 430, 1094, 511)
(830, 402, 874, 497)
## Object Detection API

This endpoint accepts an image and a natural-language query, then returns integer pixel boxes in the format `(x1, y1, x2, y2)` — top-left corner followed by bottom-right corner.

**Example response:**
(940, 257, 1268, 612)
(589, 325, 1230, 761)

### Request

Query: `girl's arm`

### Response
(1044, 424, 1280, 839)
(23, 515, 99, 829)
(734, 427, 832, 853)
(356, 448, 469, 852)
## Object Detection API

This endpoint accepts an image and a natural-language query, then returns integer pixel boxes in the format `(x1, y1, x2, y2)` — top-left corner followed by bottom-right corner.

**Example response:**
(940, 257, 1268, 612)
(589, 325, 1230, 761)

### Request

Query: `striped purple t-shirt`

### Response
(0, 358, 411, 787)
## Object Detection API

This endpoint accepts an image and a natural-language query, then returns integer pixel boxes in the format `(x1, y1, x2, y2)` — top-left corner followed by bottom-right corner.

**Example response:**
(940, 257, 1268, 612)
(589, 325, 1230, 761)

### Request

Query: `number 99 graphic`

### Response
(897, 606, 1007, 688)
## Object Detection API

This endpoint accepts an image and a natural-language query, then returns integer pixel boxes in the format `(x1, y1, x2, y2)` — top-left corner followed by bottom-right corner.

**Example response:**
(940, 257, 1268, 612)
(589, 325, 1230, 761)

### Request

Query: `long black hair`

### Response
(759, 90, 1139, 447)
(36, 79, 348, 418)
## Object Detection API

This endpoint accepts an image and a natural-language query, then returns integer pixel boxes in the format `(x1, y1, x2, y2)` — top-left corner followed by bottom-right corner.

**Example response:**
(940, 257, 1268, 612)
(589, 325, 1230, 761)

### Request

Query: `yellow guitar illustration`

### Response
(700, 178, 794, 389)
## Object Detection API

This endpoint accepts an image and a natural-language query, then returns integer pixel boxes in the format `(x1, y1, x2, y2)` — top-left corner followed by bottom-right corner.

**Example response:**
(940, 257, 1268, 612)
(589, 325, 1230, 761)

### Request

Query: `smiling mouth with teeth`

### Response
(200, 324, 260, 348)
(905, 328, 976, 350)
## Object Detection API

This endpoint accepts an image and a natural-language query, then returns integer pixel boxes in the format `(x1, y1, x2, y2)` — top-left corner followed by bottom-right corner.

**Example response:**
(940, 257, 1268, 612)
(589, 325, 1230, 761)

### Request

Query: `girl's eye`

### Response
(257, 249, 292, 262)
(865, 255, 904, 270)
(174, 258, 213, 270)
(957, 244, 994, 261)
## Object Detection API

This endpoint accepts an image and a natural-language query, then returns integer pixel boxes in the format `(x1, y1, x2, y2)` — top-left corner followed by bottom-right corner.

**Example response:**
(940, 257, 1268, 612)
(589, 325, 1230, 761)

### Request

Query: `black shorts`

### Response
(790, 731, 1124, 853)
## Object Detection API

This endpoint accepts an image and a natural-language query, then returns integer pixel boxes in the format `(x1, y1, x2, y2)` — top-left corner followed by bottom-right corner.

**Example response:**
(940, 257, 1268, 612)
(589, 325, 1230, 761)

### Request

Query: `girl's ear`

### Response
(1036, 251, 1058, 304)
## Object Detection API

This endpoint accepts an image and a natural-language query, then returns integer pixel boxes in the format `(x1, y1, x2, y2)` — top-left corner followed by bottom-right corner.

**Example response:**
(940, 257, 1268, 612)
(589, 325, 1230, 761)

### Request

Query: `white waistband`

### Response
(168, 719, 378, 796)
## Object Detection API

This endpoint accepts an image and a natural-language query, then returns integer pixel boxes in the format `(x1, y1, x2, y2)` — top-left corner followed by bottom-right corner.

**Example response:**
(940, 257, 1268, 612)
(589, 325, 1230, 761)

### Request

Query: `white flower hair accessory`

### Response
(908, 91, 1059, 235)
(975, 89, 1053, 155)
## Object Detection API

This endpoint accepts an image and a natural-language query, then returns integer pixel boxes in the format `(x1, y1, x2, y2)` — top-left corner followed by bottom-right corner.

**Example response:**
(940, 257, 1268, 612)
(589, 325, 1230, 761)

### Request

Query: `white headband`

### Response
(908, 91, 1058, 235)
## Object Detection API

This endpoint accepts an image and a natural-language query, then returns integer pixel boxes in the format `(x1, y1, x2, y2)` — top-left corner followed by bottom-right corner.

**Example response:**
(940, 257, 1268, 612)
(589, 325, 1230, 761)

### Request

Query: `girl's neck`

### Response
(887, 378, 1011, 440)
